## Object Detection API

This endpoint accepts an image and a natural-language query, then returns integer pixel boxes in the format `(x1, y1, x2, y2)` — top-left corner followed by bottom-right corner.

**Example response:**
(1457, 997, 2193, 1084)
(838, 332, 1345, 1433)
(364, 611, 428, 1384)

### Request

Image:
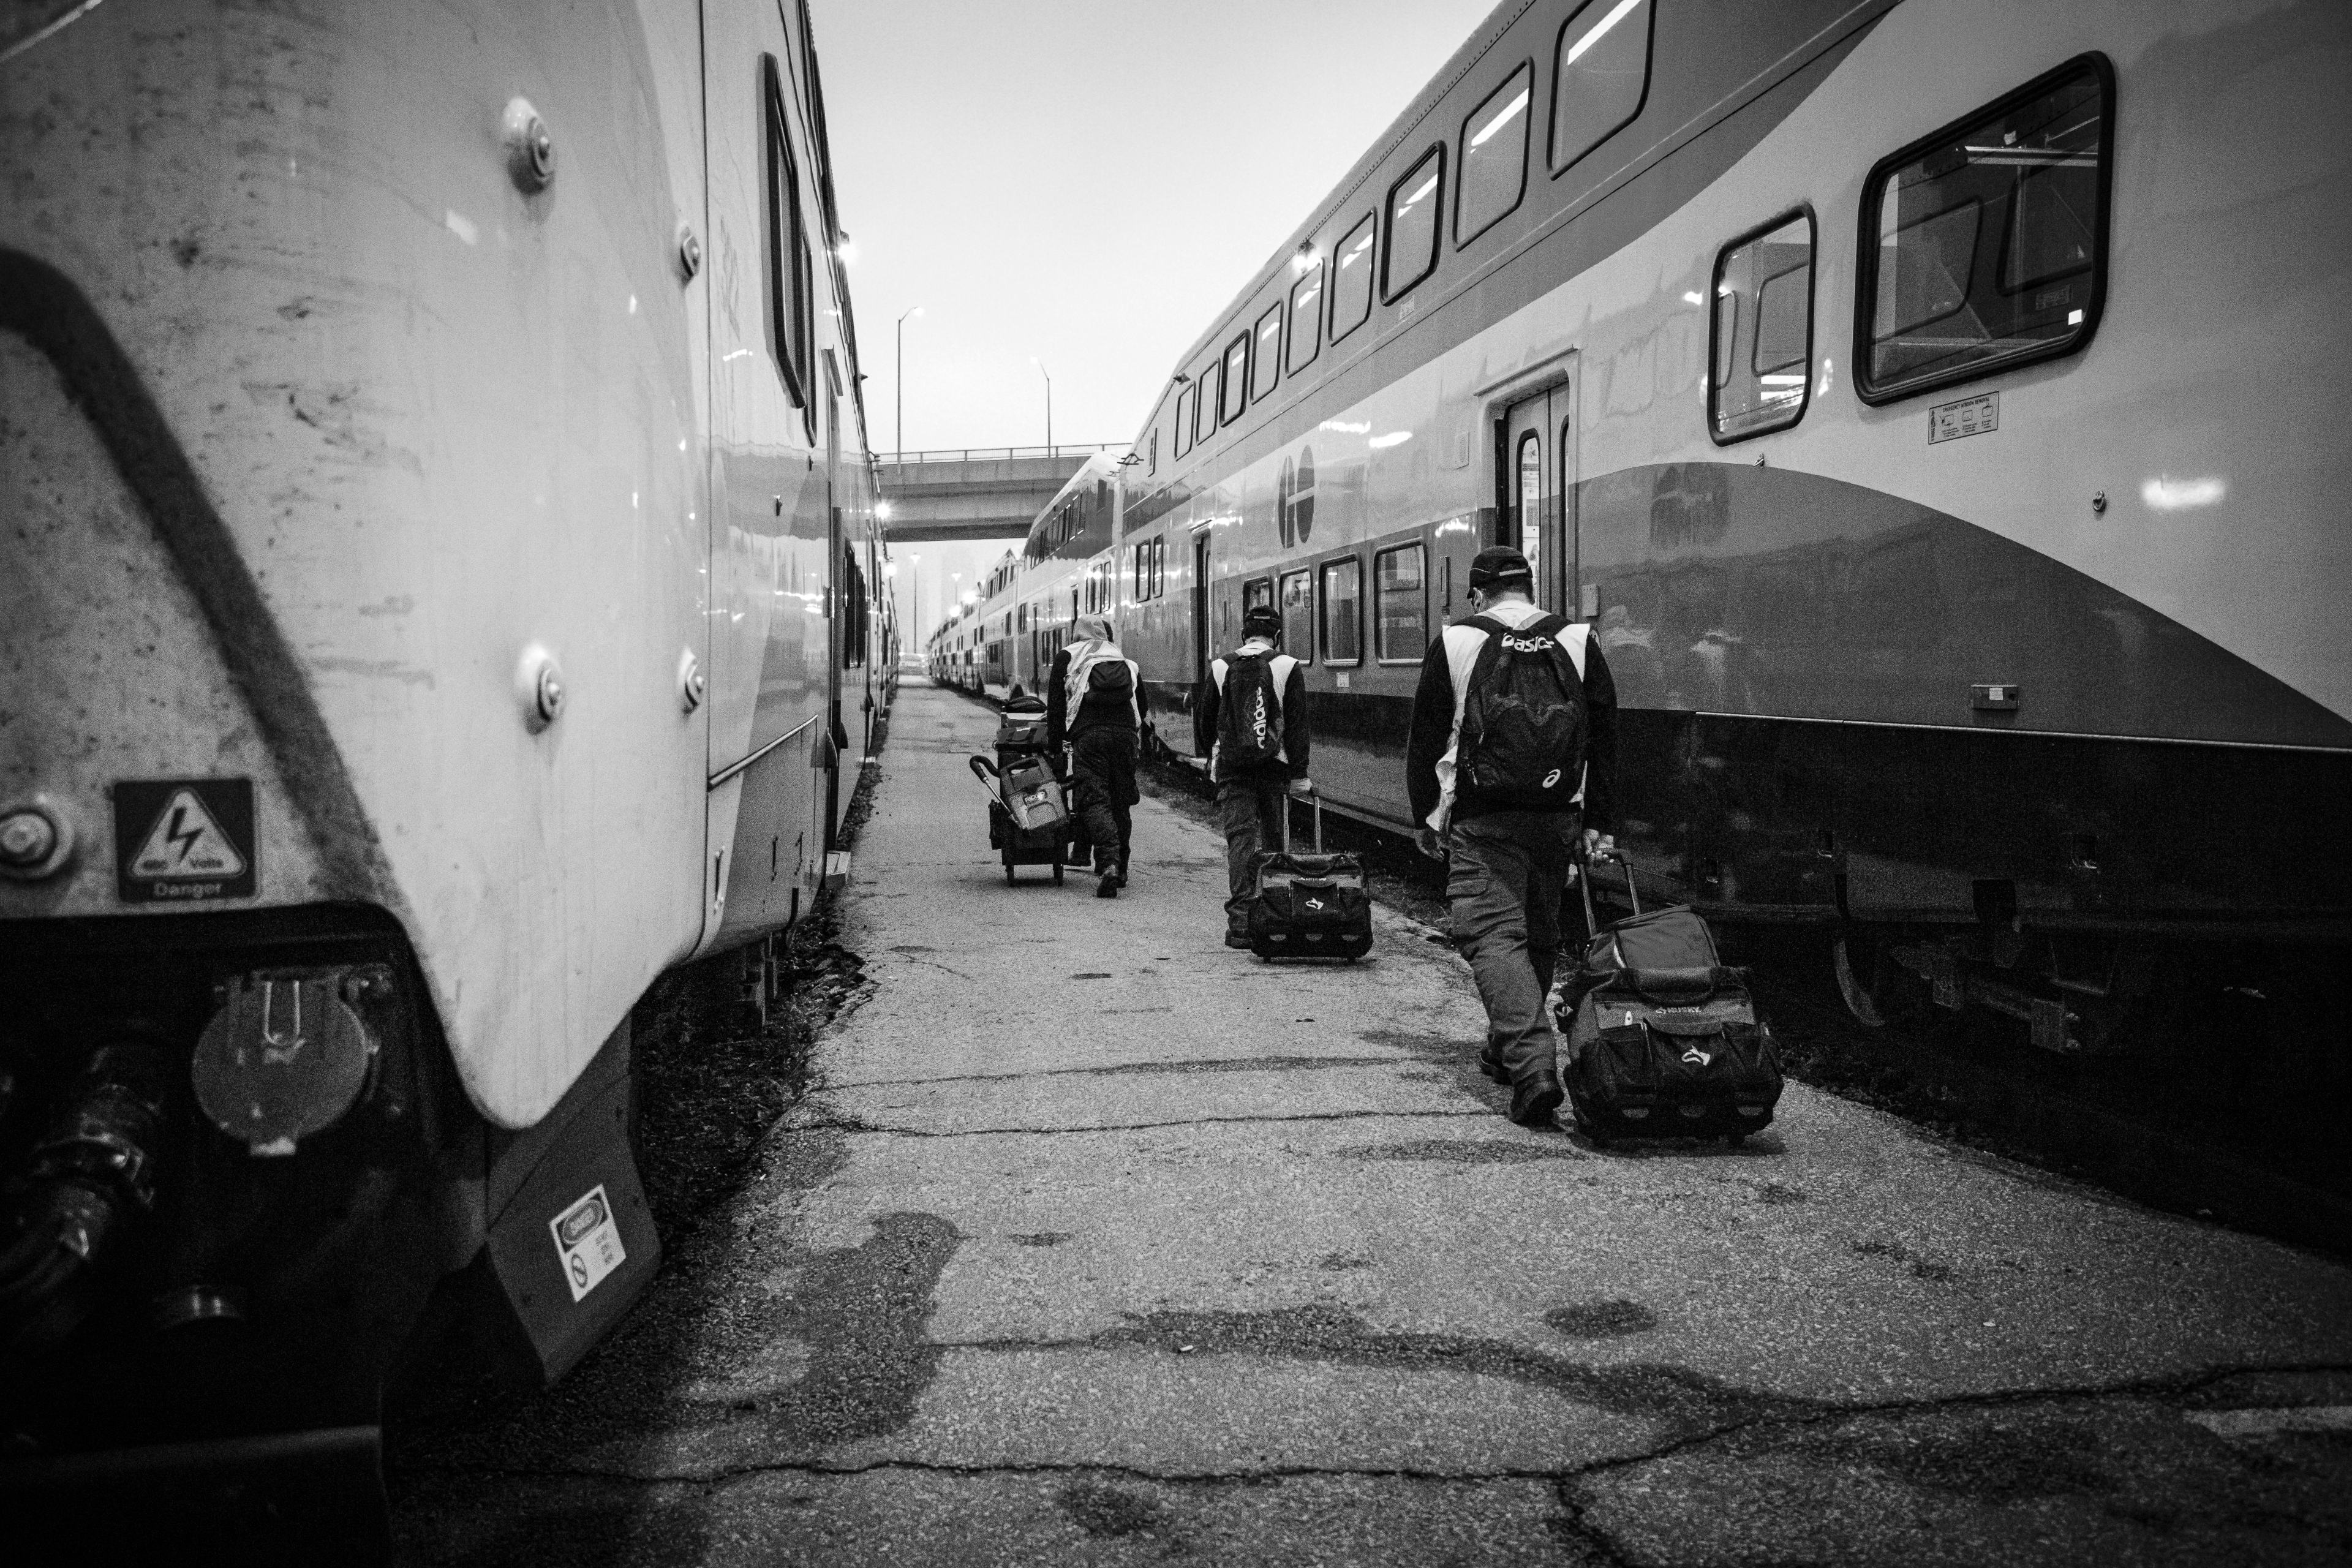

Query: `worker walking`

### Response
(1195, 605, 1313, 949)
(1404, 547, 1619, 1126)
(1047, 614, 1147, 898)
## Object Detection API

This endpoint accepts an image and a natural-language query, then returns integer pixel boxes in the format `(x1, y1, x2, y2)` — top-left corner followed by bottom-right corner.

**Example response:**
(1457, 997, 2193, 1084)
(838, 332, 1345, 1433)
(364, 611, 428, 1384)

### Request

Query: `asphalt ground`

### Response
(390, 682, 2352, 1566)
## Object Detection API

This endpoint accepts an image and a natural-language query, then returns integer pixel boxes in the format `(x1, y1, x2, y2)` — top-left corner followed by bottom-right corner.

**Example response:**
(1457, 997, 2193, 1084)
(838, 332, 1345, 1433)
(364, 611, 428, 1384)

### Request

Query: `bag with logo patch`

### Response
(1214, 652, 1290, 774)
(1553, 848, 1782, 1144)
(1457, 613, 1588, 813)
(1247, 793, 1372, 961)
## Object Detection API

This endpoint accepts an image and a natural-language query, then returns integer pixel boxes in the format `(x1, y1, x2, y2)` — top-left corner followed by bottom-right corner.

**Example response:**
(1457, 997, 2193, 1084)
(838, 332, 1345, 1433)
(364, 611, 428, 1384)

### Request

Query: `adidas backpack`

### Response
(1215, 653, 1292, 770)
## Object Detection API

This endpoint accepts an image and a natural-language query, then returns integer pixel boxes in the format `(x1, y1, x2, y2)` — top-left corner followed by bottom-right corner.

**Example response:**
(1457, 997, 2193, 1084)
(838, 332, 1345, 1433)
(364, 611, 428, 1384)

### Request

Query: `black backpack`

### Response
(1457, 613, 1587, 812)
(1084, 660, 1136, 714)
(1216, 654, 1285, 769)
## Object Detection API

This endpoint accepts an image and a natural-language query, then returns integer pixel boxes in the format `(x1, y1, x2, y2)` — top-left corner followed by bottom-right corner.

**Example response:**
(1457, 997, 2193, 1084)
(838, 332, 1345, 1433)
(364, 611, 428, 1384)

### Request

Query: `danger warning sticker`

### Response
(549, 1184, 628, 1303)
(113, 778, 257, 903)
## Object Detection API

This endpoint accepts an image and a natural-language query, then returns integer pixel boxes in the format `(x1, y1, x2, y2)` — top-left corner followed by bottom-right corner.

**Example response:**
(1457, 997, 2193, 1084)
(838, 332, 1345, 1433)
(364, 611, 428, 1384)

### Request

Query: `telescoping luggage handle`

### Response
(1280, 785, 1323, 854)
(1574, 842, 1642, 934)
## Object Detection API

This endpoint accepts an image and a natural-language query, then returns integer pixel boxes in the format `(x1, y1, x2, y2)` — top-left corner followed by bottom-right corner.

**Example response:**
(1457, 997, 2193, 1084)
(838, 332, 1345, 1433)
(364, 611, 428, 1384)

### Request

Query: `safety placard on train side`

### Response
(549, 1184, 628, 1302)
(113, 778, 257, 903)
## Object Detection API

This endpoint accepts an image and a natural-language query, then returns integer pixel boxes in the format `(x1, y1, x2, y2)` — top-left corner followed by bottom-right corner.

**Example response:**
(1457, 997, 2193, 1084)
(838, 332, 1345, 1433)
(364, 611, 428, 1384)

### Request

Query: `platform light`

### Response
(875, 499, 894, 521)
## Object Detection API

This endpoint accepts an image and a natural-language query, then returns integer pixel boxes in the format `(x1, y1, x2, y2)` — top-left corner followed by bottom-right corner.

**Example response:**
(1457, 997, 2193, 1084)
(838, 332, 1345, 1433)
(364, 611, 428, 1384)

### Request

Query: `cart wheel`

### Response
(1053, 863, 1065, 886)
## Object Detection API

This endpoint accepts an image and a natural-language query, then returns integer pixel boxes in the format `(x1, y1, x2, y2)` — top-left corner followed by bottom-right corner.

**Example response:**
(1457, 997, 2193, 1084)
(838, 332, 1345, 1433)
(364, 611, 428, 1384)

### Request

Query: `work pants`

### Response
(1446, 810, 1580, 1089)
(1069, 728, 1138, 875)
(1216, 772, 1291, 933)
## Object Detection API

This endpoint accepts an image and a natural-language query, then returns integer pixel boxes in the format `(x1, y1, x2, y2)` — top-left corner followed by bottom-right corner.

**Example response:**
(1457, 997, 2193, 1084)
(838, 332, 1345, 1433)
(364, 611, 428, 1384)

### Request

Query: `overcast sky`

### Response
(809, 0, 1498, 639)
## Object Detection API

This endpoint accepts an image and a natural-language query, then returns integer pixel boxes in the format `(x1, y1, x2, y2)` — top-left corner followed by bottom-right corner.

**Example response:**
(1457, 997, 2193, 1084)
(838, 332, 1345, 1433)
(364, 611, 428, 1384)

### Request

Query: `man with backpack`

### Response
(1195, 605, 1313, 949)
(1404, 546, 1619, 1126)
(1047, 614, 1147, 898)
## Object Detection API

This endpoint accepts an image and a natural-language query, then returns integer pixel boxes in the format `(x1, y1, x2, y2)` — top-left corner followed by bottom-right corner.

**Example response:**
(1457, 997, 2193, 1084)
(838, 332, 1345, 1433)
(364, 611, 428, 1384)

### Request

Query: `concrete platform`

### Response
(398, 684, 2352, 1566)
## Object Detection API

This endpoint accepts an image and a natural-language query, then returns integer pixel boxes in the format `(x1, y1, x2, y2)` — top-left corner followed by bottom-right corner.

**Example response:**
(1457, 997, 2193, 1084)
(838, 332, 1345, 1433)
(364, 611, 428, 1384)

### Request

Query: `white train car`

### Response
(1109, 0, 2350, 1047)
(0, 0, 885, 1531)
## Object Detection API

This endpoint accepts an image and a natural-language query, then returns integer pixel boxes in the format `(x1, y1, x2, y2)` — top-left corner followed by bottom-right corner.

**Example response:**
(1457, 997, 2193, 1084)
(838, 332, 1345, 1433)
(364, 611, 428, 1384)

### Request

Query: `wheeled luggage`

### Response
(1247, 793, 1373, 961)
(1553, 850, 1783, 1144)
(970, 754, 1069, 884)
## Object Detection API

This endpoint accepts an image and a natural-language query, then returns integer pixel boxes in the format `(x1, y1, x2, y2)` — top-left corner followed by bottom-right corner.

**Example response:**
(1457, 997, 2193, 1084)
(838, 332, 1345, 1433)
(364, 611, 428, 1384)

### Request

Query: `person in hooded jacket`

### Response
(1404, 546, 1618, 1127)
(1194, 605, 1313, 948)
(1047, 614, 1147, 898)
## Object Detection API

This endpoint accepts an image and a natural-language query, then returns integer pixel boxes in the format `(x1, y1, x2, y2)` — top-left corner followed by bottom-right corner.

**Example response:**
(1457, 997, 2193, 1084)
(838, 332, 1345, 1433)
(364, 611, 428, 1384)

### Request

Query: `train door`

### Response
(1501, 383, 1572, 613)
(1191, 530, 1212, 687)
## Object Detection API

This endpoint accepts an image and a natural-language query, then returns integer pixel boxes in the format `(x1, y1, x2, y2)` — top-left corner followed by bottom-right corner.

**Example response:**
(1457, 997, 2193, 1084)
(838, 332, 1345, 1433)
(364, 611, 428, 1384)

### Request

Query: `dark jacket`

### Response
(1404, 604, 1618, 831)
(1193, 644, 1311, 781)
(1046, 647, 1147, 752)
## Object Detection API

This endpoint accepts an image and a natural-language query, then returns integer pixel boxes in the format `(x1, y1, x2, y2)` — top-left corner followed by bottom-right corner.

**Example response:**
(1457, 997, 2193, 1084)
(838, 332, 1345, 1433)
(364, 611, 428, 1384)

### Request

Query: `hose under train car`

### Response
(0, 1039, 168, 1354)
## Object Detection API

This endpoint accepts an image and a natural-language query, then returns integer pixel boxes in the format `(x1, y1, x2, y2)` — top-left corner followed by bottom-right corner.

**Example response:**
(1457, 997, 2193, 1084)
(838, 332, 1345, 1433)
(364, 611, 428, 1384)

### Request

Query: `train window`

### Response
(1550, 0, 1653, 174)
(1243, 575, 1274, 620)
(1149, 428, 1159, 476)
(1277, 446, 1316, 548)
(761, 57, 816, 423)
(1287, 261, 1323, 374)
(1150, 537, 1165, 599)
(1330, 214, 1376, 342)
(1857, 56, 2111, 403)
(1320, 557, 1363, 665)
(1279, 570, 1314, 663)
(1251, 306, 1283, 403)
(1220, 334, 1250, 426)
(1196, 358, 1223, 446)
(1174, 386, 1195, 458)
(1458, 63, 1533, 246)
(1383, 146, 1444, 301)
(1709, 211, 1814, 442)
(1374, 544, 1428, 661)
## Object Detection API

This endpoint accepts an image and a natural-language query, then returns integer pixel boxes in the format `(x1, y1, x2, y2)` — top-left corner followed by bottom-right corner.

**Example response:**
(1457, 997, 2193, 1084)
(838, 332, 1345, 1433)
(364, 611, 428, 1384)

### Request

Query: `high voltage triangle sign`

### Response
(130, 788, 246, 879)
(114, 778, 257, 903)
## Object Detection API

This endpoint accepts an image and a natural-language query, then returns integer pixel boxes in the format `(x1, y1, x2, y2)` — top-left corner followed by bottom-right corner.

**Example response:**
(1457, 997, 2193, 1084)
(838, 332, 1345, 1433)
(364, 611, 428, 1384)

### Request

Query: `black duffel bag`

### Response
(1554, 853, 1783, 1145)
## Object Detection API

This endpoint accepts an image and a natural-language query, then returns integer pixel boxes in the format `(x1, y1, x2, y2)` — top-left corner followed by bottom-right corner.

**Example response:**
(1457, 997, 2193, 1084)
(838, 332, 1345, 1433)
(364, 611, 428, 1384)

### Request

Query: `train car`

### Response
(1108, 0, 2351, 1046)
(0, 0, 886, 1534)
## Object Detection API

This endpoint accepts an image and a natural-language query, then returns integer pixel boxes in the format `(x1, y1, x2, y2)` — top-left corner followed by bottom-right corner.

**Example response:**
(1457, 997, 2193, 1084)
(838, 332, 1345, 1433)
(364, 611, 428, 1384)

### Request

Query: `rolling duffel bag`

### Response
(970, 754, 1069, 884)
(1553, 849, 1783, 1145)
(1248, 792, 1373, 961)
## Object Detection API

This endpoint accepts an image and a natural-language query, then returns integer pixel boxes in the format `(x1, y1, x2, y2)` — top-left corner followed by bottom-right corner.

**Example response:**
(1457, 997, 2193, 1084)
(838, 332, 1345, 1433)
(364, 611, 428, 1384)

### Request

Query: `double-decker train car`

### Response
(924, 453, 1127, 706)
(0, 0, 887, 1533)
(1076, 0, 2351, 1044)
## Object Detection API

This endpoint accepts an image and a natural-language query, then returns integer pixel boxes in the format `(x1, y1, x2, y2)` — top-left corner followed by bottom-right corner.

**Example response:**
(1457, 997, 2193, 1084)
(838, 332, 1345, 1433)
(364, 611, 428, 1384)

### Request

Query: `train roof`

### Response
(1137, 0, 1521, 431)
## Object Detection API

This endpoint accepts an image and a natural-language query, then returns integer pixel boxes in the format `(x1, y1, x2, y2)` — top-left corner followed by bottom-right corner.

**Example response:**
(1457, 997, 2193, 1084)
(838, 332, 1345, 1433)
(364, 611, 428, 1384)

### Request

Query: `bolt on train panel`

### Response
(0, 0, 888, 1534)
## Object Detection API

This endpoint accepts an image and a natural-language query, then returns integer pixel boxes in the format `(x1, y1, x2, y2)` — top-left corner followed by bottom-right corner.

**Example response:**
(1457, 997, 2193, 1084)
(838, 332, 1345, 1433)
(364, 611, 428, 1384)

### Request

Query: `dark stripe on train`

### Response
(0, 249, 393, 905)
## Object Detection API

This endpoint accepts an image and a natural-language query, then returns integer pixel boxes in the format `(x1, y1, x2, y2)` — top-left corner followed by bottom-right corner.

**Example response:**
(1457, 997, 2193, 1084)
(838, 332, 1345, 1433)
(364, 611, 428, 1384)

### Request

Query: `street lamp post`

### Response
(895, 306, 924, 461)
(1032, 358, 1052, 454)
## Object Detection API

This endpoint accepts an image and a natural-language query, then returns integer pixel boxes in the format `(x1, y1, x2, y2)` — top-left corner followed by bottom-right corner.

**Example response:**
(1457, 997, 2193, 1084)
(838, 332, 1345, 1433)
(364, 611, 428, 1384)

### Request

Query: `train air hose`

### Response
(0, 1041, 169, 1352)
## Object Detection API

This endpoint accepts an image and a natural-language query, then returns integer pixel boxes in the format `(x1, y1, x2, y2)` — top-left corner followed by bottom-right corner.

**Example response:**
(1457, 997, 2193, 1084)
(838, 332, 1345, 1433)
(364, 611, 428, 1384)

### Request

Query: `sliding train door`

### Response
(1500, 375, 1577, 614)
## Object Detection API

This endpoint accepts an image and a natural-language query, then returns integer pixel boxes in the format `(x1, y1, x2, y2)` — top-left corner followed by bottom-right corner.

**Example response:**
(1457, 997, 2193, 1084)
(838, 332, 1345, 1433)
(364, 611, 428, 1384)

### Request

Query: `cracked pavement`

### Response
(394, 685, 2352, 1565)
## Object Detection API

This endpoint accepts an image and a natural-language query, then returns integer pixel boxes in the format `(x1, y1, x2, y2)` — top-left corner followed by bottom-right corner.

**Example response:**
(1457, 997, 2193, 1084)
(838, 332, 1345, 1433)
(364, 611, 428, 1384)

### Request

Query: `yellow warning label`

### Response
(129, 788, 249, 881)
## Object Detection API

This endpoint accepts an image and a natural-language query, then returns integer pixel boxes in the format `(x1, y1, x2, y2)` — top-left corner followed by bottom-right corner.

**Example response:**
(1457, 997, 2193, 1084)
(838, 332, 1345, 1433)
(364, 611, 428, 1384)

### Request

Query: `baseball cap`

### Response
(1468, 546, 1534, 589)
(1241, 606, 1282, 637)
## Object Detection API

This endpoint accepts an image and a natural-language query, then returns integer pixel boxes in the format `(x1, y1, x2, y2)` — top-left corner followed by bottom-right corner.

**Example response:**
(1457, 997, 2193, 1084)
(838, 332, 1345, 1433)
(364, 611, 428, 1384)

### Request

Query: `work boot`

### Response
(1096, 868, 1119, 899)
(1113, 851, 1130, 889)
(1508, 1073, 1565, 1127)
(1477, 1048, 1507, 1084)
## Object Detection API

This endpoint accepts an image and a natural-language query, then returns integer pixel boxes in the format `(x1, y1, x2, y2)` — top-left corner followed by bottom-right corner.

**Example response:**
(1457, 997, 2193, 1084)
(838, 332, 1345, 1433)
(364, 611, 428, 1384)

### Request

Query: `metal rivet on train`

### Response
(678, 649, 706, 714)
(518, 644, 566, 733)
(0, 797, 72, 881)
(678, 224, 702, 281)
(2091, 491, 2107, 514)
(501, 97, 556, 193)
